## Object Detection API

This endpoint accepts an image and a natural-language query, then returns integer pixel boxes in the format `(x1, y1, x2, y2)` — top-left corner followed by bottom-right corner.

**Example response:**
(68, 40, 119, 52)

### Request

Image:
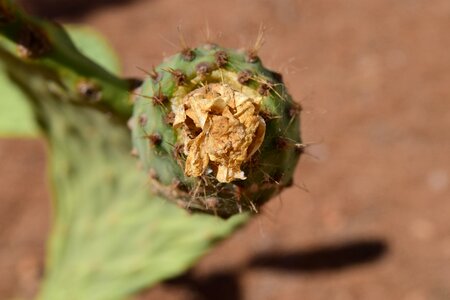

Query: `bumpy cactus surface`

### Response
(132, 45, 302, 217)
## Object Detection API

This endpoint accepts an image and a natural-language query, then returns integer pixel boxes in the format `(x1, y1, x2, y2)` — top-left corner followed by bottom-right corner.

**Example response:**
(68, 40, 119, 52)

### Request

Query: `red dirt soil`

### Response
(1, 0, 449, 299)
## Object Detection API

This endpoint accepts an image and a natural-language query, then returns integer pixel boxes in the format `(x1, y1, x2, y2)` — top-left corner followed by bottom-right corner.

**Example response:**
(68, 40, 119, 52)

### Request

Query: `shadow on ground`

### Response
(249, 239, 388, 273)
(162, 238, 388, 300)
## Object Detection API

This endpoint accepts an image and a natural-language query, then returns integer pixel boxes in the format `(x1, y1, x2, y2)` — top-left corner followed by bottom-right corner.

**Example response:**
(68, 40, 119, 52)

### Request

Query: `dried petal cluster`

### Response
(173, 83, 266, 183)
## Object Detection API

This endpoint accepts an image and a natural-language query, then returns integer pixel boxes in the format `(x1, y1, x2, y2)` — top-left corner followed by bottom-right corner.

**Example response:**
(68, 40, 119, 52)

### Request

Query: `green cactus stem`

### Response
(132, 44, 302, 218)
(0, 0, 134, 120)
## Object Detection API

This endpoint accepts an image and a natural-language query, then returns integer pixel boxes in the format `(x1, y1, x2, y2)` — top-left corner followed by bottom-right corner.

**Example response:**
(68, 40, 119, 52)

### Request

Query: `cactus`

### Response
(0, 1, 302, 299)
(132, 45, 302, 217)
(0, 0, 133, 119)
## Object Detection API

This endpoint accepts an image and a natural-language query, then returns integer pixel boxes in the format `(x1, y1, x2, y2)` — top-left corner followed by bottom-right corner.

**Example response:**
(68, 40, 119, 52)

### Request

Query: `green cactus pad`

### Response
(132, 45, 302, 217)
(1, 24, 248, 300)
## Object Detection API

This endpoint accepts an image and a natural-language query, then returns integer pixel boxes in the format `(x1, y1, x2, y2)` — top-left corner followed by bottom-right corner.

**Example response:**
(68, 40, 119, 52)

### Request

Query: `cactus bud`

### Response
(132, 45, 302, 218)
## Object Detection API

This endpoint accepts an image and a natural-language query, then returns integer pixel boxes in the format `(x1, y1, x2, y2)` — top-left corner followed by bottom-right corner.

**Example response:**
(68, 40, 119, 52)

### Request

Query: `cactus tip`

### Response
(132, 44, 302, 217)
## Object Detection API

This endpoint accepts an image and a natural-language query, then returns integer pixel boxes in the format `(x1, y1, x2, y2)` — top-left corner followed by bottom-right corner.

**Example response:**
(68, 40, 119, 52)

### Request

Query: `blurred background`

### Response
(1, 0, 449, 299)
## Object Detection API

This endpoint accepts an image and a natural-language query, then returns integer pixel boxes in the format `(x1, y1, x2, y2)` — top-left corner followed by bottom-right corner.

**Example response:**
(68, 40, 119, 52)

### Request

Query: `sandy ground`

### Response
(1, 0, 450, 299)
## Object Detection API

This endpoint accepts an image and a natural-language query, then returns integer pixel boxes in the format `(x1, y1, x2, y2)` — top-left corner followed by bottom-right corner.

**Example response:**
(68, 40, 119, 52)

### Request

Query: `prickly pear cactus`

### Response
(132, 45, 302, 217)
(0, 1, 303, 299)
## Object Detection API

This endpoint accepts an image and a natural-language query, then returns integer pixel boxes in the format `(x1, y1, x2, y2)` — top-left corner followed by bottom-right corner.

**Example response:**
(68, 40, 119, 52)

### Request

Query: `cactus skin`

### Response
(132, 45, 302, 218)
(0, 0, 134, 120)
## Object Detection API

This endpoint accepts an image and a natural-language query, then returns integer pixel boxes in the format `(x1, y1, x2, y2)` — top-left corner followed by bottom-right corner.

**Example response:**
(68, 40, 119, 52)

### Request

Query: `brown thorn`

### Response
(164, 111, 175, 125)
(136, 66, 160, 82)
(138, 114, 148, 127)
(177, 25, 195, 61)
(172, 143, 185, 159)
(148, 169, 159, 181)
(287, 101, 303, 118)
(272, 136, 305, 154)
(132, 92, 152, 100)
(205, 197, 219, 215)
(282, 101, 302, 135)
(259, 167, 280, 186)
(214, 50, 228, 68)
(246, 23, 266, 63)
(181, 48, 196, 61)
(186, 180, 203, 209)
(250, 74, 287, 102)
(258, 82, 274, 96)
(145, 132, 162, 147)
(164, 68, 187, 86)
(172, 179, 190, 194)
(152, 84, 168, 105)
(237, 70, 253, 84)
(292, 140, 323, 160)
(195, 62, 211, 76)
